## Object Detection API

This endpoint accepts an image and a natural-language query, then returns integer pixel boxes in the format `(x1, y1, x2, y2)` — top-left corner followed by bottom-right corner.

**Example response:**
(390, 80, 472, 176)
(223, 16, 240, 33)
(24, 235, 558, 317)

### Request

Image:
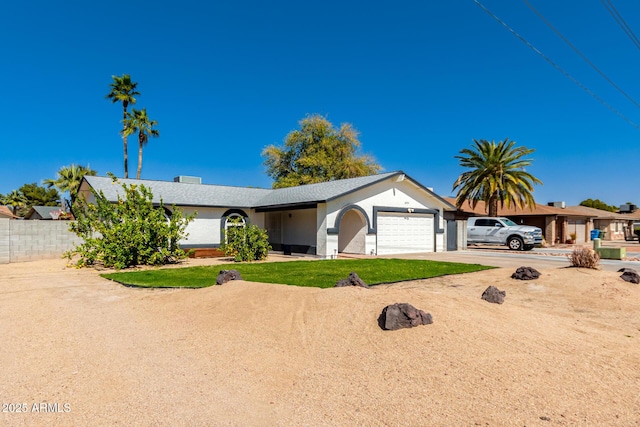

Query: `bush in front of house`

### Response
(66, 174, 195, 269)
(222, 219, 271, 262)
(568, 246, 600, 269)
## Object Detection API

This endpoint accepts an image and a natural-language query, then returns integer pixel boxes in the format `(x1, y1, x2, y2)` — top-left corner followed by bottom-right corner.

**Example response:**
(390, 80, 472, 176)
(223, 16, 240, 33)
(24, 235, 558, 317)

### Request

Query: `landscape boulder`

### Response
(481, 286, 506, 304)
(216, 269, 243, 285)
(335, 272, 369, 288)
(511, 266, 541, 280)
(378, 303, 433, 331)
(618, 268, 640, 284)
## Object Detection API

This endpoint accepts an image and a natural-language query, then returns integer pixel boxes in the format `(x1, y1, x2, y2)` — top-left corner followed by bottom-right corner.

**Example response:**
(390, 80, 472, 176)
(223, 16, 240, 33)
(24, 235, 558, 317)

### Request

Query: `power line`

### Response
(472, 0, 640, 131)
(523, 0, 640, 111)
(600, 0, 640, 51)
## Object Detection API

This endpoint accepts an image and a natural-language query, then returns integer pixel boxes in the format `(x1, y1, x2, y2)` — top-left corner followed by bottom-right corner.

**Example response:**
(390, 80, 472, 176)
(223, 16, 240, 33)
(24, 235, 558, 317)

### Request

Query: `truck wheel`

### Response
(508, 236, 524, 251)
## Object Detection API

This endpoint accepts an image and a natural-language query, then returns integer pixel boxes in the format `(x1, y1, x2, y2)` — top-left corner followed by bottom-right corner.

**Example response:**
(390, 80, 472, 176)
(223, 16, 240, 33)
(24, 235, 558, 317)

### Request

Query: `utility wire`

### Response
(600, 0, 640, 51)
(472, 0, 640, 131)
(523, 0, 640, 111)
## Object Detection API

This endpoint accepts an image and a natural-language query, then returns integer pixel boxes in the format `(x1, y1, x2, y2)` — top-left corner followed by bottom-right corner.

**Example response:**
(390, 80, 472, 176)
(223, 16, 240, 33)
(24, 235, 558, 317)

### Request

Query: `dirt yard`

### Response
(1, 257, 639, 426)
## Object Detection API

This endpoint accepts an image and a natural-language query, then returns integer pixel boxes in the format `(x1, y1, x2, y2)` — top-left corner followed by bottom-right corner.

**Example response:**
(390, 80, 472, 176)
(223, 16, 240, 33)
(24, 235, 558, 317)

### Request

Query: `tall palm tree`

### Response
(43, 164, 97, 206)
(452, 138, 542, 217)
(106, 74, 140, 178)
(123, 108, 159, 179)
(5, 190, 27, 216)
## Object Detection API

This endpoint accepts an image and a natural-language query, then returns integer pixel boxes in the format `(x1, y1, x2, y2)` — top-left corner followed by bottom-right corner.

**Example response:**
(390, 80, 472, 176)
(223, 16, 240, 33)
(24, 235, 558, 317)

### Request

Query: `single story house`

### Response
(444, 198, 616, 244)
(79, 171, 457, 258)
(565, 205, 635, 241)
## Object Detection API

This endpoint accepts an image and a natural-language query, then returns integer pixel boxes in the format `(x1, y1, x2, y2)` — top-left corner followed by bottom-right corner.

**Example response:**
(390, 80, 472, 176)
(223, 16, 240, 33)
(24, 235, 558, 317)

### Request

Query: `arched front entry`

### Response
(338, 209, 367, 254)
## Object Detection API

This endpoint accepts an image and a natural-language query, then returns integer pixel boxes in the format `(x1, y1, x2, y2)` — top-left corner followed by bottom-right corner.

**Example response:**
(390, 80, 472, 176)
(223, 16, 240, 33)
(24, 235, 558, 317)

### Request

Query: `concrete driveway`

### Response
(378, 243, 640, 272)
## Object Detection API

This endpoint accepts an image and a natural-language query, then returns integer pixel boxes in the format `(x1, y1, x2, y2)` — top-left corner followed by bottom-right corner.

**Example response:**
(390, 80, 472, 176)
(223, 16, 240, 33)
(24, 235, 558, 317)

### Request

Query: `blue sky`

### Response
(2, 0, 640, 206)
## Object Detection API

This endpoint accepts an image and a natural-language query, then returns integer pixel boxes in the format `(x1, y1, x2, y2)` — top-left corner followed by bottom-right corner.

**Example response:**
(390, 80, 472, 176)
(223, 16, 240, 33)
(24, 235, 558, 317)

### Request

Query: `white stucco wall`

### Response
(248, 211, 264, 229)
(166, 207, 264, 248)
(316, 203, 328, 257)
(282, 208, 316, 246)
(178, 207, 224, 246)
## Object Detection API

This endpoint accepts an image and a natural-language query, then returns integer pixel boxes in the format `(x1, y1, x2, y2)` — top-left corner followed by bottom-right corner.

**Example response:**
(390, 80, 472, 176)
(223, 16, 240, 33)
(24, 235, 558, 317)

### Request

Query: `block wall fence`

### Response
(0, 219, 81, 264)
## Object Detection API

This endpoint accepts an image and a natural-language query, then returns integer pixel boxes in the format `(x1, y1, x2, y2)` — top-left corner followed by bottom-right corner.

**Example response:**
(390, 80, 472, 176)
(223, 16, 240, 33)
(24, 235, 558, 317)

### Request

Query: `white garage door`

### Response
(377, 212, 434, 255)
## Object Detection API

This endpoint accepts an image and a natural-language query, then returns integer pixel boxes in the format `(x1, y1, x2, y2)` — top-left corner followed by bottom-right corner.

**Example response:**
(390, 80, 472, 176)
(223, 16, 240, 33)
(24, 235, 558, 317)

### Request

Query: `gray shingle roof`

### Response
(83, 176, 272, 207)
(83, 172, 454, 210)
(27, 206, 61, 219)
(255, 172, 400, 208)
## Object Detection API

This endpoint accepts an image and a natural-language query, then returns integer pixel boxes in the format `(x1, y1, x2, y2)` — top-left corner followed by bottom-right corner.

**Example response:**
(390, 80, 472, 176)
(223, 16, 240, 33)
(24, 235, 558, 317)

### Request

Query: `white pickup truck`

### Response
(467, 217, 543, 251)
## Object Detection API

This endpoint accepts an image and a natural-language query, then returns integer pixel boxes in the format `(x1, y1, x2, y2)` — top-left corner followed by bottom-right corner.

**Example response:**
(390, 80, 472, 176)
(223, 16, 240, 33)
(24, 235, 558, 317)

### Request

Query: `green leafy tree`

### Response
(4, 190, 27, 216)
(106, 74, 140, 179)
(579, 198, 617, 212)
(18, 183, 60, 216)
(123, 108, 160, 180)
(262, 114, 381, 188)
(221, 218, 271, 262)
(43, 164, 97, 209)
(67, 175, 195, 269)
(453, 138, 542, 217)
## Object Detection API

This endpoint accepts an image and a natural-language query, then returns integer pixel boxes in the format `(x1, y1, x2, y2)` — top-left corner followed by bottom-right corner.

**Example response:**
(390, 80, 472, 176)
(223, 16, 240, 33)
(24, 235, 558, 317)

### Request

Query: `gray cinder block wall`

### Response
(0, 219, 9, 264)
(0, 219, 81, 264)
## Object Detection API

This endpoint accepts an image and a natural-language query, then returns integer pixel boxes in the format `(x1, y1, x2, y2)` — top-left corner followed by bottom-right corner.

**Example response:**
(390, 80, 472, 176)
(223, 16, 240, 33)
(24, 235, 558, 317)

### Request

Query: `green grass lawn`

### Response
(101, 258, 493, 289)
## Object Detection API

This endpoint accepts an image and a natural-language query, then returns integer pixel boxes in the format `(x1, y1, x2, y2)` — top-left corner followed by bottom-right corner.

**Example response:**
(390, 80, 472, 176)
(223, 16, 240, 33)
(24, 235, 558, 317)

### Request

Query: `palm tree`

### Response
(106, 74, 140, 178)
(43, 164, 97, 207)
(123, 108, 159, 179)
(452, 138, 542, 217)
(5, 190, 27, 216)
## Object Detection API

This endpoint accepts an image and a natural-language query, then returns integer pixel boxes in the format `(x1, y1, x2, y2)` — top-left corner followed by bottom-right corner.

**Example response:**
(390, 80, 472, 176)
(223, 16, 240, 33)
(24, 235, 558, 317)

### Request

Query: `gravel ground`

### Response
(1, 256, 639, 426)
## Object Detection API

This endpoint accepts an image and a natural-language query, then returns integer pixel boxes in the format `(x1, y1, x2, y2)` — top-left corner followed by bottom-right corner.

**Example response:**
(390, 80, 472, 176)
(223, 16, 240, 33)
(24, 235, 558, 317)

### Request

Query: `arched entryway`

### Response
(338, 209, 367, 254)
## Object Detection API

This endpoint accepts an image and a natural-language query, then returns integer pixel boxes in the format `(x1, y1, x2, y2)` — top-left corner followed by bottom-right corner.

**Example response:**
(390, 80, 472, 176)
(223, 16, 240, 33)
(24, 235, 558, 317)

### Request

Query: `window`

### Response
(224, 214, 246, 243)
(225, 214, 246, 229)
(476, 219, 501, 227)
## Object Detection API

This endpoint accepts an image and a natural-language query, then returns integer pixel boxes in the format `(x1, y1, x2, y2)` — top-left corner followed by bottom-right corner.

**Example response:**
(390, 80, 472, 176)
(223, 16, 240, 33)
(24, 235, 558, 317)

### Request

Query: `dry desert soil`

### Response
(1, 256, 639, 426)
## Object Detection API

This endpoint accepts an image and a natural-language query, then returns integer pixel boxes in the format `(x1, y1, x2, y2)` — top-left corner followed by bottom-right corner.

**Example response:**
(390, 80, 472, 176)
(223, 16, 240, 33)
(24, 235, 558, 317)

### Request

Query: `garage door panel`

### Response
(568, 220, 586, 243)
(377, 213, 434, 255)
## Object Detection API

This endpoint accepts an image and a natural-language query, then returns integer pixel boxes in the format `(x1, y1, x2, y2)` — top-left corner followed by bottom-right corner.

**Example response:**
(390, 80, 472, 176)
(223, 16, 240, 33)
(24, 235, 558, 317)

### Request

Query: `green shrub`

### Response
(221, 218, 271, 262)
(66, 175, 195, 269)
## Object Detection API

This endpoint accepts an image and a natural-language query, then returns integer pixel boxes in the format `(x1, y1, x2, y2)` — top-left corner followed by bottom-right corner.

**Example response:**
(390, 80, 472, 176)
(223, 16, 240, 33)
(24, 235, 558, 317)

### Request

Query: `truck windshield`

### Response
(501, 218, 517, 226)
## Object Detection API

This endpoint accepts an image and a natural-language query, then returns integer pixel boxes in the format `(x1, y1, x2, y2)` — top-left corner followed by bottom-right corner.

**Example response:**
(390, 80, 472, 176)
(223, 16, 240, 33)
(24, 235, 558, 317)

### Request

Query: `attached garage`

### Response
(376, 212, 434, 255)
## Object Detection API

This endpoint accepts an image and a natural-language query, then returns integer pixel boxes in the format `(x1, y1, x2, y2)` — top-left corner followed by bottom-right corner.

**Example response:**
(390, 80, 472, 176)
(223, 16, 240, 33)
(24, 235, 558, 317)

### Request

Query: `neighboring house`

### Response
(565, 205, 635, 241)
(25, 206, 65, 220)
(0, 206, 18, 219)
(445, 198, 609, 244)
(617, 207, 640, 240)
(79, 172, 457, 258)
